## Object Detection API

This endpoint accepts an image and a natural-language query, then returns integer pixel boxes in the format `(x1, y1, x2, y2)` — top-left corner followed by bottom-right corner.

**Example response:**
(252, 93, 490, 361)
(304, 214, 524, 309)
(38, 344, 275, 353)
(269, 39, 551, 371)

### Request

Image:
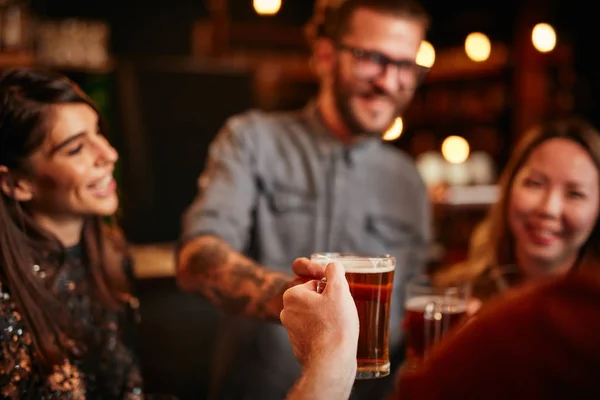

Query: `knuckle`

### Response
(282, 286, 298, 304)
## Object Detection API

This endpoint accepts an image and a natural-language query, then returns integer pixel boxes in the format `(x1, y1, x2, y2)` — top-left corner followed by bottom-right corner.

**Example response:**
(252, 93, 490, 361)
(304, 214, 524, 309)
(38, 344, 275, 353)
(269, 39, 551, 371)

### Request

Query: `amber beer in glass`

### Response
(403, 277, 470, 369)
(312, 253, 395, 379)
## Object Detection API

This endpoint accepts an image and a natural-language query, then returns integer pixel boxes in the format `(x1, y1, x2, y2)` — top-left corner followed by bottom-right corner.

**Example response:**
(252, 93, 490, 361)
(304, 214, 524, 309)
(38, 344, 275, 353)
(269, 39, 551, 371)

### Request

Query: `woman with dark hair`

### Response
(0, 67, 143, 398)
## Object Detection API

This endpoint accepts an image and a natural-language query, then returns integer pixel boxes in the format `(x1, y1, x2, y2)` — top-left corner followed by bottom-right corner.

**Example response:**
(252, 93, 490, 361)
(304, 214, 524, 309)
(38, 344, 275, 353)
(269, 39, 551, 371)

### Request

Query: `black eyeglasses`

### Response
(337, 44, 429, 86)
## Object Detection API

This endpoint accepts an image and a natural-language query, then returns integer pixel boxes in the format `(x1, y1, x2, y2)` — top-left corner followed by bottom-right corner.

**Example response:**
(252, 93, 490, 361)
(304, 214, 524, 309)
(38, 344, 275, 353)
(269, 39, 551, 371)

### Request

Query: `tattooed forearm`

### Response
(178, 235, 292, 321)
(256, 275, 291, 319)
(230, 260, 267, 290)
(186, 239, 229, 278)
(211, 287, 251, 314)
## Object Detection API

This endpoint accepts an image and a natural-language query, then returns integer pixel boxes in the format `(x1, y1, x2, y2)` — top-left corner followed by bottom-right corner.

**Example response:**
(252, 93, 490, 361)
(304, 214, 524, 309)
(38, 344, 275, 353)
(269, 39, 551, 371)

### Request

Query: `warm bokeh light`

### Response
(467, 151, 496, 185)
(464, 32, 491, 62)
(532, 23, 556, 53)
(447, 163, 470, 186)
(441, 136, 470, 164)
(416, 40, 435, 68)
(382, 117, 403, 141)
(253, 0, 281, 15)
(416, 151, 445, 186)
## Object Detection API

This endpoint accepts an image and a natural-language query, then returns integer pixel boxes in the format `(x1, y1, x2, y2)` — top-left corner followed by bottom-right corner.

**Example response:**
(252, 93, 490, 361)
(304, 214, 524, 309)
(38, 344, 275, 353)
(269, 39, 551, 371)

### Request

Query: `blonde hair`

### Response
(435, 118, 600, 286)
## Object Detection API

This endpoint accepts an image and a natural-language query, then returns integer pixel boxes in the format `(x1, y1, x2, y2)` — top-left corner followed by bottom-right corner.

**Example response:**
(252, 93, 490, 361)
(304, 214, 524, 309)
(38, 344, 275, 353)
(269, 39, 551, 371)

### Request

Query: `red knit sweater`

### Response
(394, 271, 600, 400)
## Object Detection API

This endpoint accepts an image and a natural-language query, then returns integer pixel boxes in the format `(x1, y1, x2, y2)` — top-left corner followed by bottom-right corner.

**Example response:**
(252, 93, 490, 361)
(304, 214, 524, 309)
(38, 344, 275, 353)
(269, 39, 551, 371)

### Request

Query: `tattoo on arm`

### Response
(184, 236, 291, 320)
(230, 261, 266, 290)
(256, 276, 291, 318)
(187, 240, 229, 278)
(211, 287, 251, 314)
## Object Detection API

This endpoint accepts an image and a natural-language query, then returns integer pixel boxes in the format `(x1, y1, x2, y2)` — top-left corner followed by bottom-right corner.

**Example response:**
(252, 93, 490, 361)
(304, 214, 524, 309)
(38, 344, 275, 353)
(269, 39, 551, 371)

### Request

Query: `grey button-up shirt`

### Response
(182, 102, 431, 400)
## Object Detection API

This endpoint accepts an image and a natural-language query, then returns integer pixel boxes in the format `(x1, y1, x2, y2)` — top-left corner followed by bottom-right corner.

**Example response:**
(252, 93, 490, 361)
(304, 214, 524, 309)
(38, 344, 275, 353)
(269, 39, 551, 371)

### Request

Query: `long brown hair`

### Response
(435, 118, 600, 285)
(0, 67, 128, 369)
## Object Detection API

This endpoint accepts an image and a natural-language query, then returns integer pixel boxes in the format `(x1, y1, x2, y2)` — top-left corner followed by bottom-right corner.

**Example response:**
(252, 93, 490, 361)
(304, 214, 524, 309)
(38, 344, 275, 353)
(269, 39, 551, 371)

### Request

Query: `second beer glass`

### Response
(403, 276, 470, 369)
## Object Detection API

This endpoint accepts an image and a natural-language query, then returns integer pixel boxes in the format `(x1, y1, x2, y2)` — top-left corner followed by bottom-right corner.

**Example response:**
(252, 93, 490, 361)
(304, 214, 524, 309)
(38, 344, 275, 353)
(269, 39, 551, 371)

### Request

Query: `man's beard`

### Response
(332, 67, 411, 138)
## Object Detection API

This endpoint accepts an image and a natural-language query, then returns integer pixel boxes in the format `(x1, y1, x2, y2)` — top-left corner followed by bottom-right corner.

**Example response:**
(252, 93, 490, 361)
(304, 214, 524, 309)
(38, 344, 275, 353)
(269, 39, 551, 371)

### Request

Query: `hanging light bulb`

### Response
(254, 0, 282, 16)
(464, 32, 491, 62)
(441, 135, 470, 164)
(532, 22, 556, 53)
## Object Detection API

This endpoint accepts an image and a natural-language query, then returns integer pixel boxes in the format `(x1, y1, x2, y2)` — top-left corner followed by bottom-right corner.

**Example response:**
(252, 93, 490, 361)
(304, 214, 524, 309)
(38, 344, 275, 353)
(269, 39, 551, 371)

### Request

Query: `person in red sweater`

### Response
(282, 258, 600, 400)
(394, 270, 600, 400)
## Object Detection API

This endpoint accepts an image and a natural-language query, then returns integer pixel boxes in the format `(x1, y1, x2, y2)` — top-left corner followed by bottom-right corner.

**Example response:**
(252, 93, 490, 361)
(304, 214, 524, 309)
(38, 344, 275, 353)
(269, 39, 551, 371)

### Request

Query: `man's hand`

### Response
(281, 260, 359, 366)
(282, 261, 359, 400)
(289, 257, 327, 288)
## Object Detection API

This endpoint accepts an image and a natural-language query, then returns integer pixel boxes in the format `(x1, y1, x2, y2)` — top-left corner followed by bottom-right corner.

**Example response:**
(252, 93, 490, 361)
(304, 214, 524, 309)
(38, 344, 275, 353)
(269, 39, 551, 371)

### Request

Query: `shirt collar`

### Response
(303, 100, 382, 164)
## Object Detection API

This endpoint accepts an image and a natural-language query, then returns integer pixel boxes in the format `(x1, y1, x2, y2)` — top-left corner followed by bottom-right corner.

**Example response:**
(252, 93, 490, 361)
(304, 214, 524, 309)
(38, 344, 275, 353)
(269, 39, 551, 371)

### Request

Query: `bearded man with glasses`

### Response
(177, 1, 433, 399)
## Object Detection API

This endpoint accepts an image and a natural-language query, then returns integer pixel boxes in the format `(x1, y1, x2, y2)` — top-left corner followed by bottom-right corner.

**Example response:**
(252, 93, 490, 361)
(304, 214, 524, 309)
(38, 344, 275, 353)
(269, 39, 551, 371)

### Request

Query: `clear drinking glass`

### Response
(312, 252, 396, 379)
(403, 276, 471, 370)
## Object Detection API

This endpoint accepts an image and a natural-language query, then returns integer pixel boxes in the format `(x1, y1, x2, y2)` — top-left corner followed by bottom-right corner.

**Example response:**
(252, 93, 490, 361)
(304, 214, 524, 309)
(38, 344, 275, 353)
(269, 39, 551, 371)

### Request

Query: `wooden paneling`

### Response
(114, 58, 254, 243)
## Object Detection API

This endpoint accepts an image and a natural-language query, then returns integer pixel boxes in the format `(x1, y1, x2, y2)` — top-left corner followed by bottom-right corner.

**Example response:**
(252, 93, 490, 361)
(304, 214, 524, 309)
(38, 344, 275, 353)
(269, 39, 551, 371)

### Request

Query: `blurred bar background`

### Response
(0, 0, 597, 398)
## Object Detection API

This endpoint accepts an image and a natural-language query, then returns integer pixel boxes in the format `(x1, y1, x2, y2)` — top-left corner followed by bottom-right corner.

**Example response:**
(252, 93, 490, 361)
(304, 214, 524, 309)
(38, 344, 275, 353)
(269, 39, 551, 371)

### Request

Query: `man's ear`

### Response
(0, 165, 34, 202)
(311, 37, 337, 79)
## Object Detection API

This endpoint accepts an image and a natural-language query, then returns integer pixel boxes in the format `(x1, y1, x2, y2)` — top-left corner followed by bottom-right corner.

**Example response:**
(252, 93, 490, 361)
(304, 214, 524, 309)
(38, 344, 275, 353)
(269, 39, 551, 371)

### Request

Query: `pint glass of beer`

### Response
(311, 252, 395, 379)
(403, 277, 470, 369)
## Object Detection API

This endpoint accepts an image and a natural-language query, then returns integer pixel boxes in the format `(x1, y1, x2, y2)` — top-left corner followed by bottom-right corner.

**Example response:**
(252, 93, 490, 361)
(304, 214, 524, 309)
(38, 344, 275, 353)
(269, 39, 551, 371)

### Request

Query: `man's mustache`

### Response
(356, 85, 398, 103)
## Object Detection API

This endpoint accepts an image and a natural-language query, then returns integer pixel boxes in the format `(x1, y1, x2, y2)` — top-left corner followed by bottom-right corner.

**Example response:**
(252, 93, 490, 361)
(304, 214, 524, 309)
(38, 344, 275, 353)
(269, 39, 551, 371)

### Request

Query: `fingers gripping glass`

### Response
(337, 44, 430, 87)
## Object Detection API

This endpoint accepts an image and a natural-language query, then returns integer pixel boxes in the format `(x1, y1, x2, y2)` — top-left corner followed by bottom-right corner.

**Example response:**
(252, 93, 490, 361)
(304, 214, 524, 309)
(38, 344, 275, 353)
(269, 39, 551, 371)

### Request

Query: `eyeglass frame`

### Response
(336, 43, 430, 87)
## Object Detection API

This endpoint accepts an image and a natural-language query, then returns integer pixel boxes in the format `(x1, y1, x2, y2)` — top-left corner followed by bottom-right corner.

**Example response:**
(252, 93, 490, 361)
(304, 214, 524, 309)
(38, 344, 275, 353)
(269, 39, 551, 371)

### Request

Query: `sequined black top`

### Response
(0, 244, 144, 399)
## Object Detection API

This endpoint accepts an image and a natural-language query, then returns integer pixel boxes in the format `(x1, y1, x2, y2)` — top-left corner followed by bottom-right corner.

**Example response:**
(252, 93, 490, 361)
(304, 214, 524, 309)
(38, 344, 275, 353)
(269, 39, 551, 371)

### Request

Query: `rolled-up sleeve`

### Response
(181, 115, 257, 252)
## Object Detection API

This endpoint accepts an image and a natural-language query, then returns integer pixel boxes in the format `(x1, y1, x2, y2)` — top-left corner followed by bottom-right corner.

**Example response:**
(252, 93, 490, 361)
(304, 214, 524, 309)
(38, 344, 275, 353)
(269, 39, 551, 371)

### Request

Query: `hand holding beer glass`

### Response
(403, 277, 470, 370)
(311, 252, 395, 380)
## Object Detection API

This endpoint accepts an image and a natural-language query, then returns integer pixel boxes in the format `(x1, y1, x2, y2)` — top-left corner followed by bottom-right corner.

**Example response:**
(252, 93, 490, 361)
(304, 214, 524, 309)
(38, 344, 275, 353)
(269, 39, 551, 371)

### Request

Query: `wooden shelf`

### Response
(433, 185, 498, 207)
(130, 242, 176, 279)
(0, 52, 117, 75)
(37, 57, 118, 75)
(405, 114, 502, 129)
(424, 65, 510, 84)
(423, 43, 511, 84)
(0, 51, 35, 68)
(192, 19, 309, 56)
(228, 22, 307, 49)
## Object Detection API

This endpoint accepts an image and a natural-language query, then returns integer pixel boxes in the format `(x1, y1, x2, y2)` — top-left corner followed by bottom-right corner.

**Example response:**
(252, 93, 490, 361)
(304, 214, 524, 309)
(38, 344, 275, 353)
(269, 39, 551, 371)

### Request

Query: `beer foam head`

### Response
(311, 253, 395, 273)
(406, 295, 467, 313)
(342, 259, 395, 273)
